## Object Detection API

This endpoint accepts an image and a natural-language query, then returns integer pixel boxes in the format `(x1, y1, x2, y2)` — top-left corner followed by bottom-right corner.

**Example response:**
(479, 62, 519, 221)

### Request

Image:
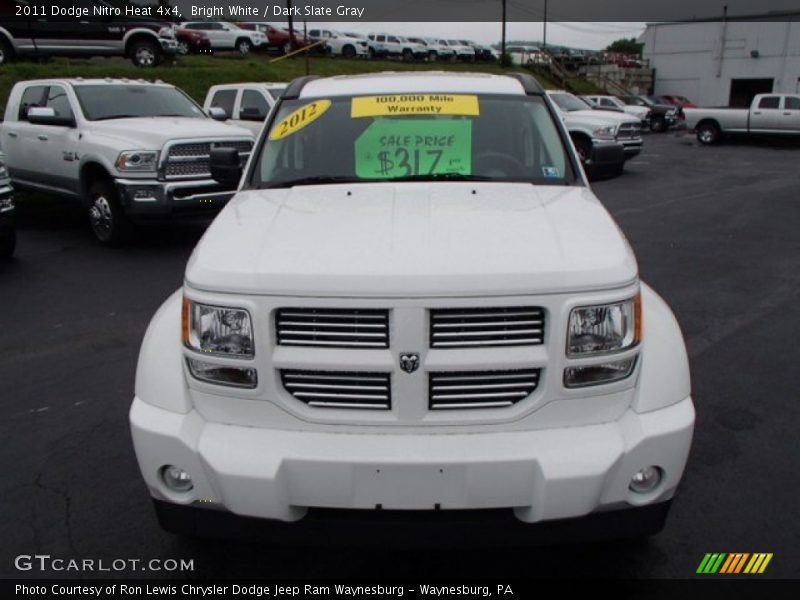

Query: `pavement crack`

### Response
(34, 472, 78, 555)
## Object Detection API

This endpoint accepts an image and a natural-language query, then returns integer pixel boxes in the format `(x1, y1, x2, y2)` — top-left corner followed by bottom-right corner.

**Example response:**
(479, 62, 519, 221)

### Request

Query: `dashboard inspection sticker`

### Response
(351, 94, 480, 118)
(355, 119, 472, 179)
(542, 166, 561, 178)
(269, 99, 331, 141)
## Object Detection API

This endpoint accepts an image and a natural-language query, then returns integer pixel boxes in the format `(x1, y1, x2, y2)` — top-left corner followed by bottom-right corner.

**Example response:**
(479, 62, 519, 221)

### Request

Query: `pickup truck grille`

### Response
(163, 140, 252, 179)
(275, 308, 390, 348)
(430, 307, 545, 348)
(429, 369, 541, 409)
(616, 123, 641, 140)
(281, 370, 392, 409)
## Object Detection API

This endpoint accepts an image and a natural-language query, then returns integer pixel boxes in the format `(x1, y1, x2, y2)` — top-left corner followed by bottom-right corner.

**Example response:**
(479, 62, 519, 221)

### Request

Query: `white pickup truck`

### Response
(0, 79, 254, 244)
(130, 72, 694, 544)
(547, 90, 642, 175)
(203, 82, 286, 135)
(685, 93, 800, 144)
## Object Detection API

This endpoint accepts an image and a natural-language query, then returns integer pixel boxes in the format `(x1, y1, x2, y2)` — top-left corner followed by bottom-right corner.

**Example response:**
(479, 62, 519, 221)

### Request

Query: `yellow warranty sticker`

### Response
(351, 94, 479, 118)
(269, 99, 332, 140)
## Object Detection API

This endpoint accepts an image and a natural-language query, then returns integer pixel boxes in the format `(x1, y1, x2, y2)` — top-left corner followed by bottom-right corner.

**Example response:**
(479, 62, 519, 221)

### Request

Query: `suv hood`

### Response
(186, 182, 637, 297)
(88, 117, 253, 146)
(565, 109, 639, 125)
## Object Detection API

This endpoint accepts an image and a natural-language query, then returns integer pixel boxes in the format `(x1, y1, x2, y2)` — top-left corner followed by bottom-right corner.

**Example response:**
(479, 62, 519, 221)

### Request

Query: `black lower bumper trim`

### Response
(153, 499, 673, 547)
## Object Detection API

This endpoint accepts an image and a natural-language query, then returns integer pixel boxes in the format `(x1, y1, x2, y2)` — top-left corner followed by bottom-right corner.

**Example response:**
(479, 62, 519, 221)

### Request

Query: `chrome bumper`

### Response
(115, 178, 236, 218)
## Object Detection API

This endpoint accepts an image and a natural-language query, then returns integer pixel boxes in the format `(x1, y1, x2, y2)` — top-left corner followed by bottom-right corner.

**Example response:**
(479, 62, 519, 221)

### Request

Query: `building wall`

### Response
(642, 20, 800, 106)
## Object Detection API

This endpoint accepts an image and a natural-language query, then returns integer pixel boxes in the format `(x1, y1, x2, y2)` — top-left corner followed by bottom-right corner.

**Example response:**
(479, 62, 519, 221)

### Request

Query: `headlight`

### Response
(0, 155, 7, 178)
(592, 125, 617, 140)
(566, 295, 641, 356)
(158, 26, 176, 39)
(182, 297, 254, 358)
(115, 150, 158, 172)
(0, 195, 13, 212)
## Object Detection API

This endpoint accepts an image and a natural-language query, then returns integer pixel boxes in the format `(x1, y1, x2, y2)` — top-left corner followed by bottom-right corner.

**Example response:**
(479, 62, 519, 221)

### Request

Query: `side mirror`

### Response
(210, 147, 242, 186)
(207, 106, 227, 121)
(27, 106, 75, 127)
(239, 107, 265, 122)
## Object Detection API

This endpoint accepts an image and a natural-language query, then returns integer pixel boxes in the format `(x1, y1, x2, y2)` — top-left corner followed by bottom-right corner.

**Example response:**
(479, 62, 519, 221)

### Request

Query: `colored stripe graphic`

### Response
(699, 552, 773, 575)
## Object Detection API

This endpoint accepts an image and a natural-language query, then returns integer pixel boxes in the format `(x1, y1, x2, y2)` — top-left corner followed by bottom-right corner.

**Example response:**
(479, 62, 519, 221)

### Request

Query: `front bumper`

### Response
(159, 38, 179, 56)
(115, 178, 236, 220)
(0, 183, 14, 228)
(619, 139, 643, 159)
(131, 394, 694, 528)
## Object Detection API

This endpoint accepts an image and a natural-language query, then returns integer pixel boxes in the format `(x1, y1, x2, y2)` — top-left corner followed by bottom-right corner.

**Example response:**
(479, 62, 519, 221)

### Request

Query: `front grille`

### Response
(616, 124, 641, 140)
(429, 369, 541, 410)
(163, 140, 252, 179)
(276, 308, 390, 348)
(281, 370, 391, 409)
(430, 307, 545, 348)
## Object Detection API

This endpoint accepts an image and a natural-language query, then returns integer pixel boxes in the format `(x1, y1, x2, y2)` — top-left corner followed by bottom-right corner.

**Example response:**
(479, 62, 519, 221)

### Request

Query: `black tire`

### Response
(696, 121, 721, 145)
(87, 179, 132, 246)
(649, 116, 667, 133)
(428, 50, 438, 61)
(571, 136, 593, 165)
(0, 229, 15, 258)
(129, 38, 161, 67)
(342, 44, 356, 59)
(368, 47, 376, 59)
(236, 38, 253, 56)
(0, 37, 15, 66)
(402, 48, 413, 61)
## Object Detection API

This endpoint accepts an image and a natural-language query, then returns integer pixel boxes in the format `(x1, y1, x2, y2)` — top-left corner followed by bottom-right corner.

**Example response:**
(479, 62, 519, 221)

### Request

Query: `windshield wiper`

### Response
(386, 173, 495, 182)
(93, 115, 140, 121)
(261, 176, 364, 189)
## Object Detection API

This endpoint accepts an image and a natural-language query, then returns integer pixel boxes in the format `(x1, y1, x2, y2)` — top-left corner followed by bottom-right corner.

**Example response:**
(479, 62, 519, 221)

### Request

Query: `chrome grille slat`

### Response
(281, 370, 391, 410)
(276, 308, 389, 349)
(163, 140, 252, 180)
(430, 307, 545, 348)
(429, 369, 540, 410)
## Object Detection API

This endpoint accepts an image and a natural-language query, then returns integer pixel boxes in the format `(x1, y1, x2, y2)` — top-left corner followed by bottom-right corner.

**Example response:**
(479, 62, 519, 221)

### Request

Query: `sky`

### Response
(273, 22, 648, 50)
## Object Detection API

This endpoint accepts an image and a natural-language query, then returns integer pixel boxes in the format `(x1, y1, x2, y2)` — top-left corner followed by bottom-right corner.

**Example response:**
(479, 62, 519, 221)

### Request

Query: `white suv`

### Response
(180, 22, 266, 54)
(131, 72, 694, 543)
(307, 29, 368, 58)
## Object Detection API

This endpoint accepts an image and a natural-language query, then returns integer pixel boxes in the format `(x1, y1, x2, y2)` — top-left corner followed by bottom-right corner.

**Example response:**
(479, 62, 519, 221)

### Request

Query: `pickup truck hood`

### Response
(87, 117, 253, 147)
(186, 182, 637, 297)
(565, 109, 639, 126)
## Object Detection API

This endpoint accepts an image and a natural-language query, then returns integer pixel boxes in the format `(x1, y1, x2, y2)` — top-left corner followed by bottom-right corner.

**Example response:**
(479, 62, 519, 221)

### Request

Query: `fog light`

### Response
(629, 466, 662, 494)
(186, 358, 258, 388)
(161, 465, 193, 492)
(132, 188, 158, 203)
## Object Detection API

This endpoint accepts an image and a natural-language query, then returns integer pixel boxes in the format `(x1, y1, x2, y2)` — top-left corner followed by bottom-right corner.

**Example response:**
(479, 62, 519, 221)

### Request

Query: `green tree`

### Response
(606, 37, 643, 56)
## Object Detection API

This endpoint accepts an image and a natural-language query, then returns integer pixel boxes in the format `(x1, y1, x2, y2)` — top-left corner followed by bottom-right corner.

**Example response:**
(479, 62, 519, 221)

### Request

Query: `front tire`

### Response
(129, 39, 161, 67)
(696, 121, 721, 145)
(572, 136, 592, 165)
(428, 50, 438, 61)
(0, 37, 13, 66)
(342, 44, 356, 59)
(87, 179, 131, 246)
(650, 116, 667, 133)
(236, 38, 253, 56)
(402, 48, 413, 61)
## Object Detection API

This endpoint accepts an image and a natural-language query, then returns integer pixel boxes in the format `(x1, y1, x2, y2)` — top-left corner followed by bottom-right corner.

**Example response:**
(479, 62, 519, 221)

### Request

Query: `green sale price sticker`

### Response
(355, 119, 472, 179)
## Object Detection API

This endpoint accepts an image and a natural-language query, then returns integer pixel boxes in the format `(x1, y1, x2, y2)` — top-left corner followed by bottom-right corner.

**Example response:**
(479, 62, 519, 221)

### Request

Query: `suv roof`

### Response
(18, 78, 171, 88)
(299, 72, 528, 98)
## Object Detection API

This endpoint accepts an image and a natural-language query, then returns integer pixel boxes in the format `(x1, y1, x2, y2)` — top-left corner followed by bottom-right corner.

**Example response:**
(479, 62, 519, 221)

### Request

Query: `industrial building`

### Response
(641, 13, 800, 107)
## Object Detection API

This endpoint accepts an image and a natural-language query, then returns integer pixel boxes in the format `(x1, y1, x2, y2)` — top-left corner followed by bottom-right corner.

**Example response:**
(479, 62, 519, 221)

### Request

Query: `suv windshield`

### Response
(74, 85, 205, 121)
(250, 93, 576, 188)
(550, 93, 591, 112)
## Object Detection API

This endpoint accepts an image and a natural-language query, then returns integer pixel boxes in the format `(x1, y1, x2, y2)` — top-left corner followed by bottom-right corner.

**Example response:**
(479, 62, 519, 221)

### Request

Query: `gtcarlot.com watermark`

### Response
(14, 554, 194, 573)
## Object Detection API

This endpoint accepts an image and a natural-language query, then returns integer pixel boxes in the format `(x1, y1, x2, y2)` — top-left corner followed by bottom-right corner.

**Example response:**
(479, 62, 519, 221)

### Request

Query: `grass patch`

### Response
(0, 53, 581, 107)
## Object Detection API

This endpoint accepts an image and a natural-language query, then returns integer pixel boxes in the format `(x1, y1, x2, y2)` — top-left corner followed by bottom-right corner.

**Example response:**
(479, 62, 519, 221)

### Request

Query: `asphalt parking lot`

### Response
(1, 132, 798, 579)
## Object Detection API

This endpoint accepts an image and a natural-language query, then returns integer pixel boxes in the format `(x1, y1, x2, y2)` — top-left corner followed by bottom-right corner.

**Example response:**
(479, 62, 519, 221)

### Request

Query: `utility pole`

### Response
(287, 0, 296, 52)
(543, 0, 548, 49)
(501, 0, 507, 66)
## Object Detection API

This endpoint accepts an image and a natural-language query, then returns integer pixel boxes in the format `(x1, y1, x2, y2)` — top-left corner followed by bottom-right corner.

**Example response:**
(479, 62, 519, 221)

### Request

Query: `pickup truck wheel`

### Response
(696, 122, 720, 145)
(428, 50, 438, 61)
(87, 180, 131, 245)
(402, 48, 413, 61)
(0, 38, 13, 66)
(650, 116, 667, 133)
(572, 137, 592, 164)
(237, 39, 253, 55)
(342, 44, 356, 58)
(130, 40, 160, 67)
